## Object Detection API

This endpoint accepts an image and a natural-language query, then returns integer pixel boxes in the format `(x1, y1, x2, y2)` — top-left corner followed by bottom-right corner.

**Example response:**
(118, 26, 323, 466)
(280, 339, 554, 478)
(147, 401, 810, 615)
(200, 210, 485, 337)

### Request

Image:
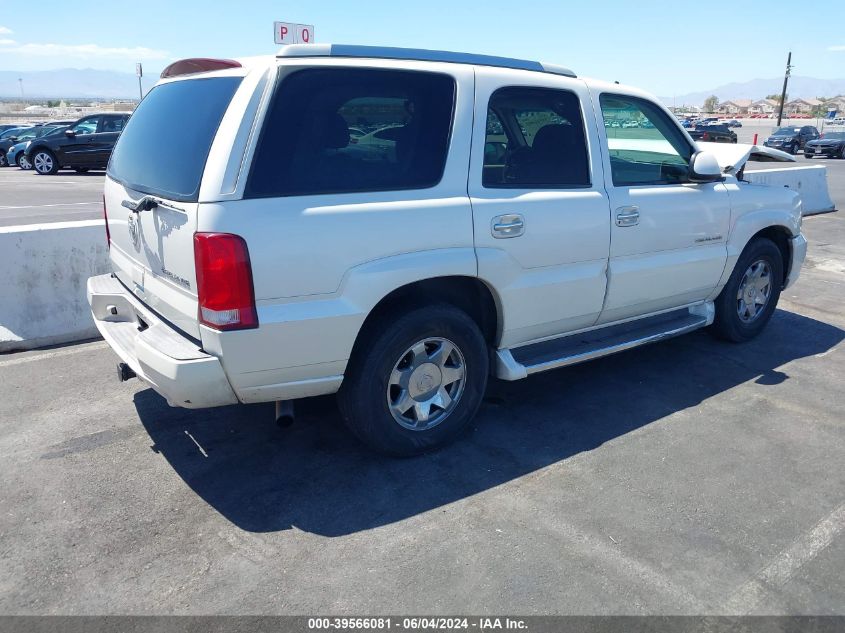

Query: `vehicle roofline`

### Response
(274, 43, 577, 78)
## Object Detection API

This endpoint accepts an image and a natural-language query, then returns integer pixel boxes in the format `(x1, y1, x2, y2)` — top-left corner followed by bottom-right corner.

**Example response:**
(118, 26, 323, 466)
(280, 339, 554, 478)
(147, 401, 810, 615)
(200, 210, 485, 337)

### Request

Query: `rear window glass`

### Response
(246, 68, 455, 198)
(107, 76, 241, 202)
(483, 86, 590, 188)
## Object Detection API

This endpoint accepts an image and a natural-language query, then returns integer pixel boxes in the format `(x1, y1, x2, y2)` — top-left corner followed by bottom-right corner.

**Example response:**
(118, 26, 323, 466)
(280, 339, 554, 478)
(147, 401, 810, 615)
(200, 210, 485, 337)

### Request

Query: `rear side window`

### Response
(246, 68, 455, 198)
(108, 76, 241, 202)
(483, 86, 590, 188)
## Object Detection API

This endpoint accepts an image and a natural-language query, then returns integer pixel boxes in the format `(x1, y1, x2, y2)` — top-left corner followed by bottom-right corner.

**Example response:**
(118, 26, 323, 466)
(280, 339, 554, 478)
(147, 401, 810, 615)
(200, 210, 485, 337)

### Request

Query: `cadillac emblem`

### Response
(127, 214, 140, 250)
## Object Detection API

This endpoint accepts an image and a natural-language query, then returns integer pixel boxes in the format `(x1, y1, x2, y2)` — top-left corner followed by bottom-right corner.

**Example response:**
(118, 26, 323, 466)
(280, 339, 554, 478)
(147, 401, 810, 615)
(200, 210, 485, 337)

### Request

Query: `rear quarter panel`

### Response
(197, 59, 478, 399)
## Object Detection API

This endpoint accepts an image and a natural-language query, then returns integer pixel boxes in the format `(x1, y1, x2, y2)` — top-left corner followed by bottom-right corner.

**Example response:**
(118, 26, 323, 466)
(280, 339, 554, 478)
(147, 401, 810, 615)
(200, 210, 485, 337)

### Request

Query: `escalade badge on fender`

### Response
(127, 214, 140, 251)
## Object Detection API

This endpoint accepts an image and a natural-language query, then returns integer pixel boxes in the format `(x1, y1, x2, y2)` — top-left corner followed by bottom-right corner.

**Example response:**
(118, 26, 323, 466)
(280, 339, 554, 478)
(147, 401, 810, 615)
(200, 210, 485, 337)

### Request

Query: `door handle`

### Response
(492, 214, 525, 238)
(615, 206, 640, 227)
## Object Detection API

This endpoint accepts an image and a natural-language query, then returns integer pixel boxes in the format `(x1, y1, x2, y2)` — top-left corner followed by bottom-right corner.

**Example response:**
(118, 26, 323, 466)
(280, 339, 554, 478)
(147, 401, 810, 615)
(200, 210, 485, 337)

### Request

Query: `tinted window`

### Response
(108, 77, 241, 201)
(69, 117, 99, 135)
(483, 87, 589, 188)
(101, 116, 126, 132)
(246, 68, 455, 198)
(1, 128, 26, 140)
(600, 94, 693, 186)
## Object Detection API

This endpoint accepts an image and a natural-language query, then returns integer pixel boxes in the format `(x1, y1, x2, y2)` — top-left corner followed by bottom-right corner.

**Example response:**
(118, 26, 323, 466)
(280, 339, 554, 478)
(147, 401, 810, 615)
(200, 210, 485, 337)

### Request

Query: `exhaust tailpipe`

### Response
(275, 400, 295, 427)
(116, 362, 136, 382)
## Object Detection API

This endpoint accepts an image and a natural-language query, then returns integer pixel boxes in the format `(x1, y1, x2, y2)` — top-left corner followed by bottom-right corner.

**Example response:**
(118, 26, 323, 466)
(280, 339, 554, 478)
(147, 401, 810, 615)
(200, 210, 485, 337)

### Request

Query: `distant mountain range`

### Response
(0, 69, 160, 99)
(661, 76, 845, 107)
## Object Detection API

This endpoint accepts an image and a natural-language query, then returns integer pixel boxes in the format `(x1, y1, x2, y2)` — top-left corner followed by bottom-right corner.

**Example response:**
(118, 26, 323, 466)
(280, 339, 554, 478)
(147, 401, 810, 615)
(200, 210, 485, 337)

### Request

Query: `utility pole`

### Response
(776, 52, 792, 127)
(18, 77, 23, 99)
(136, 63, 143, 101)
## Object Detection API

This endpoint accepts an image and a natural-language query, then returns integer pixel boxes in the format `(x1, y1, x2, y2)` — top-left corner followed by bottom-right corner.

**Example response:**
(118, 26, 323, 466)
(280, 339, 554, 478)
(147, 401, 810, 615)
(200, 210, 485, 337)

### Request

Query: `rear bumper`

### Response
(87, 273, 239, 408)
(785, 233, 808, 289)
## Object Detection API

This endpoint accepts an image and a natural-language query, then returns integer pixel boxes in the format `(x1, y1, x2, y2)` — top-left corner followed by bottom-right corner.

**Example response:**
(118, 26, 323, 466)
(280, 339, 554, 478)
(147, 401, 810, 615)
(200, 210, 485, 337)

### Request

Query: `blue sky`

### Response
(1, 0, 843, 96)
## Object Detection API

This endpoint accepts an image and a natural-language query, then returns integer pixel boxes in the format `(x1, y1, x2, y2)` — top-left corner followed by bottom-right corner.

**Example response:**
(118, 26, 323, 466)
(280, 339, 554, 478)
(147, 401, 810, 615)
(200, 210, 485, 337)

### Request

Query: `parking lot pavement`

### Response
(0, 162, 844, 617)
(0, 168, 105, 227)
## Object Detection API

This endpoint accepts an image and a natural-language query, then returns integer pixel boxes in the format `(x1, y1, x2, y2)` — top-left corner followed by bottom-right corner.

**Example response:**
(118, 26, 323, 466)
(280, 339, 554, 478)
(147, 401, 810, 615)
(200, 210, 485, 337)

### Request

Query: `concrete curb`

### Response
(745, 165, 836, 216)
(0, 220, 110, 353)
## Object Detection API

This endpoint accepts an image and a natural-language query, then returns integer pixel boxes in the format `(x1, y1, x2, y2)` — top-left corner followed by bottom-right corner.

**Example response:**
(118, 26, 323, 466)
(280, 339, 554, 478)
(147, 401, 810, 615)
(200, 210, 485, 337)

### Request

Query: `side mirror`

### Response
(65, 129, 76, 137)
(689, 150, 723, 182)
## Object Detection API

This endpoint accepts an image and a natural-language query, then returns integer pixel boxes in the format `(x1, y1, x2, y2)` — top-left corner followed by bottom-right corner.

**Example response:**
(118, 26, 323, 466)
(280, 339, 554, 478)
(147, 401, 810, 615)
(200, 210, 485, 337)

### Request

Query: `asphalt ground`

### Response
(0, 168, 104, 226)
(0, 156, 843, 614)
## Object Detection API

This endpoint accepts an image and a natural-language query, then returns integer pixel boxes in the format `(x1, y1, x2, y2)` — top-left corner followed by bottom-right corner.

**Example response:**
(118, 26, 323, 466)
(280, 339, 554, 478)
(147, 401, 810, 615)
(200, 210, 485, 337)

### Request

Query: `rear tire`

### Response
(33, 150, 59, 175)
(711, 237, 783, 343)
(338, 303, 489, 456)
(0, 153, 7, 167)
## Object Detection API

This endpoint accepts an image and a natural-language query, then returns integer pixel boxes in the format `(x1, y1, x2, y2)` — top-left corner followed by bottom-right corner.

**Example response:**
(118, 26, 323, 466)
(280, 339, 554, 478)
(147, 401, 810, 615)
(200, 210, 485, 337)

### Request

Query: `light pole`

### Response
(776, 52, 792, 127)
(18, 77, 23, 99)
(136, 63, 143, 101)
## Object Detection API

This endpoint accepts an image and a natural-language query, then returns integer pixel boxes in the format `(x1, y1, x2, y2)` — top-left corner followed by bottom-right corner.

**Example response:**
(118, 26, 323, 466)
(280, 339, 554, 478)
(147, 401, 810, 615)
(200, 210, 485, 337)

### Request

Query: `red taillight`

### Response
(193, 233, 258, 331)
(103, 195, 110, 248)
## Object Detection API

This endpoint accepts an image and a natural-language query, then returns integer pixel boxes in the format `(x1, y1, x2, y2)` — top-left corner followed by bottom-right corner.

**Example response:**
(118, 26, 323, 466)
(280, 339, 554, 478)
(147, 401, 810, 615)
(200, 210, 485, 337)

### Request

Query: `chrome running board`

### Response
(495, 305, 713, 381)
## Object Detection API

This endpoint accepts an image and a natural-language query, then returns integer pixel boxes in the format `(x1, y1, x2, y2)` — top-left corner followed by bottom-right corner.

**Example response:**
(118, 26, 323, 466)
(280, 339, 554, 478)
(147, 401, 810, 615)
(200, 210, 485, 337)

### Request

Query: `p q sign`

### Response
(274, 22, 315, 45)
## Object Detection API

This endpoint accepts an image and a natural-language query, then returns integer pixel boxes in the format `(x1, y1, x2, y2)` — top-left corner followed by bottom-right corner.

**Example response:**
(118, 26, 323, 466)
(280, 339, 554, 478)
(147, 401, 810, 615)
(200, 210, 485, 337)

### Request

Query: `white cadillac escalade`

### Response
(88, 44, 808, 455)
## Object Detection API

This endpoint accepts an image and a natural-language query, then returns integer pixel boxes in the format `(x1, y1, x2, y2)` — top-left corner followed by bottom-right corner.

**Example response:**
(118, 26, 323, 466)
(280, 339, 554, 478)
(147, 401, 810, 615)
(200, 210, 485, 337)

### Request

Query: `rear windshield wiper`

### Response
(121, 196, 185, 214)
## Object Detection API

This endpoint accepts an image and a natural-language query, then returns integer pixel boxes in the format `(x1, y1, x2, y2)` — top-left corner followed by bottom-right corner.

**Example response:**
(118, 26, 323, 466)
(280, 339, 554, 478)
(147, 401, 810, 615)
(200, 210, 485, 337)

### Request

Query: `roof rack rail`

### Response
(276, 44, 577, 78)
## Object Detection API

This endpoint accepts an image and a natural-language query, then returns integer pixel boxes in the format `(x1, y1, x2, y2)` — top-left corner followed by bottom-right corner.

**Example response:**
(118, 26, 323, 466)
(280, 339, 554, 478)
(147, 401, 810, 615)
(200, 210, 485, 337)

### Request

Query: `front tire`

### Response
(33, 150, 59, 175)
(338, 304, 489, 456)
(17, 154, 31, 170)
(712, 237, 783, 342)
(0, 153, 7, 167)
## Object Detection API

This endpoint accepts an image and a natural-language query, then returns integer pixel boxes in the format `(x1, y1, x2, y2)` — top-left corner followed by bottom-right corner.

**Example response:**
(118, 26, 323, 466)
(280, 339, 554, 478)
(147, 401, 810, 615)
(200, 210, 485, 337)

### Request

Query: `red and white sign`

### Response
(274, 22, 315, 45)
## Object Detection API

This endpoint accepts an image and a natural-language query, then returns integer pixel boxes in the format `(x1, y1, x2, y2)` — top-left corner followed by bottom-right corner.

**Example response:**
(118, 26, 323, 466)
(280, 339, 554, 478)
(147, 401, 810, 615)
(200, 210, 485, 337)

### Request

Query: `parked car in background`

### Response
(6, 124, 70, 169)
(25, 113, 130, 174)
(688, 123, 738, 143)
(803, 131, 845, 159)
(763, 126, 819, 154)
(0, 124, 21, 134)
(725, 119, 742, 128)
(0, 126, 34, 166)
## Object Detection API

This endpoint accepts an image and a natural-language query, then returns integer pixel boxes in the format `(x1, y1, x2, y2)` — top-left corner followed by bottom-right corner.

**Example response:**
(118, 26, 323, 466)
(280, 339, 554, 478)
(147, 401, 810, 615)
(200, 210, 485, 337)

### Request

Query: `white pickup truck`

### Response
(88, 44, 809, 455)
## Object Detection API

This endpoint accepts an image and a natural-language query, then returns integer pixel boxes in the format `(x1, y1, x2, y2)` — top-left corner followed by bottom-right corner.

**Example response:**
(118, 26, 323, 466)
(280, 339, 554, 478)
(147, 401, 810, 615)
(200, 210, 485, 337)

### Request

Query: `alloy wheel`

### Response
(33, 152, 54, 174)
(387, 337, 466, 431)
(736, 259, 772, 323)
